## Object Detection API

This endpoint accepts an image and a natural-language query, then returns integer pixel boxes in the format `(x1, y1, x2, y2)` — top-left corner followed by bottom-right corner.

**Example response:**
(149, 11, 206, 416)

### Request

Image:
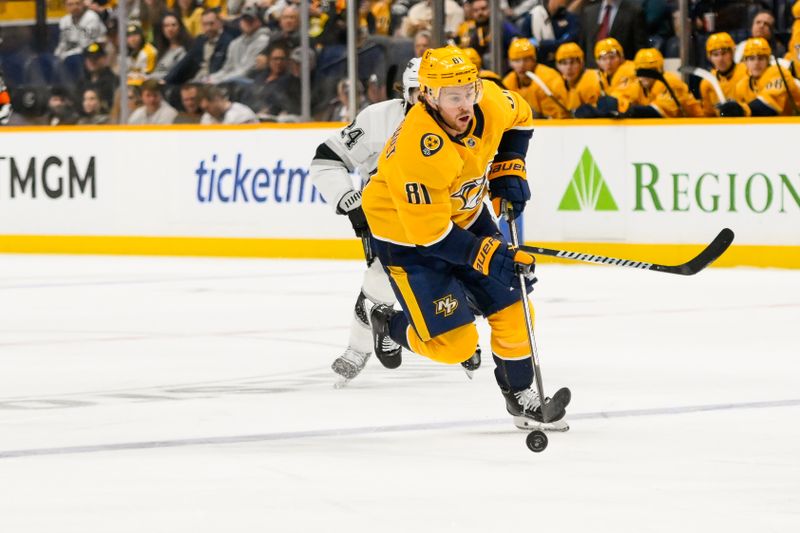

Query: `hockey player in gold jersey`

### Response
(616, 48, 703, 118)
(502, 37, 570, 119)
(699, 32, 748, 117)
(720, 38, 799, 116)
(594, 38, 636, 97)
(554, 42, 602, 116)
(362, 47, 569, 430)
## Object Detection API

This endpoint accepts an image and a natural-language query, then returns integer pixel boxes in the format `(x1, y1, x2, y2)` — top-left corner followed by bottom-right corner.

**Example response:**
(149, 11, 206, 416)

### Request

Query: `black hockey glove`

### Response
(574, 103, 600, 119)
(488, 153, 530, 221)
(596, 95, 620, 117)
(337, 190, 369, 238)
(717, 101, 745, 117)
(623, 105, 661, 118)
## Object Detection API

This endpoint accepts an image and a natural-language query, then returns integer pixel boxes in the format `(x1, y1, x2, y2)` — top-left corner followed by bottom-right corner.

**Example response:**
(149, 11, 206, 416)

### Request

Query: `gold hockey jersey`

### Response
(503, 64, 569, 119)
(362, 80, 534, 246)
(699, 63, 748, 116)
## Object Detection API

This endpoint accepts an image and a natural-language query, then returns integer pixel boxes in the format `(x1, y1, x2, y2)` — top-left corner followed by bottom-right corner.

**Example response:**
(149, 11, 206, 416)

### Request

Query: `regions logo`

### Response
(558, 147, 618, 211)
(420, 133, 443, 157)
(450, 177, 486, 210)
(433, 295, 459, 317)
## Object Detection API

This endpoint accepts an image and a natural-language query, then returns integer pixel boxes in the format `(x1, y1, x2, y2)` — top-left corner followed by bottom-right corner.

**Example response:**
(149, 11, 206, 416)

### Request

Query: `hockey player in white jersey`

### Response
(310, 59, 482, 386)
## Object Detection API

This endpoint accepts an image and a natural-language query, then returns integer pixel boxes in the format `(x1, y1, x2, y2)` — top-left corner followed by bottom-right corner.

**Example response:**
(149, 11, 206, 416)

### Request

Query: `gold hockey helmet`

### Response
(633, 48, 664, 73)
(594, 37, 624, 60)
(418, 46, 482, 101)
(742, 37, 772, 58)
(508, 38, 536, 60)
(556, 42, 585, 63)
(705, 32, 736, 57)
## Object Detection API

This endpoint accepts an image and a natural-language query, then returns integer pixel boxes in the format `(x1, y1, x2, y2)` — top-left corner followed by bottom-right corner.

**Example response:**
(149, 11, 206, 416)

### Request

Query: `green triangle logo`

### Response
(558, 147, 618, 211)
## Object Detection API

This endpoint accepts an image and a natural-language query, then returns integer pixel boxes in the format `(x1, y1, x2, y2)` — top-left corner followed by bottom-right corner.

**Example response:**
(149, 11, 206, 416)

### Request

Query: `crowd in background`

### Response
(0, 0, 798, 126)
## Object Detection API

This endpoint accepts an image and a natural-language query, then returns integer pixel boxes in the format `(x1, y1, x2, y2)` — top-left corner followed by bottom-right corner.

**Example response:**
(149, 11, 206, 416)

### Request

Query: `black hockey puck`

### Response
(526, 430, 548, 453)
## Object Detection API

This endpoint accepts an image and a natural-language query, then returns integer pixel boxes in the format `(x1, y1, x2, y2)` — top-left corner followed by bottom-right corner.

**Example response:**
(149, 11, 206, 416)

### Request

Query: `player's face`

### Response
(596, 51, 621, 75)
(433, 84, 477, 135)
(510, 57, 536, 76)
(744, 55, 769, 77)
(556, 57, 582, 83)
(709, 49, 733, 72)
(638, 76, 655, 90)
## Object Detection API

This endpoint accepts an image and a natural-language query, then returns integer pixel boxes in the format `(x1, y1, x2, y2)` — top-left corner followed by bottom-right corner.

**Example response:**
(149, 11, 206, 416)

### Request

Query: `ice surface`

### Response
(0, 254, 798, 532)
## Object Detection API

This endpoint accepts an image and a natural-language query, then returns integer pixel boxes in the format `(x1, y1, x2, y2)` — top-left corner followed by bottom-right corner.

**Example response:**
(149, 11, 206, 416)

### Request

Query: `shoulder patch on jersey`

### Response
(420, 133, 443, 157)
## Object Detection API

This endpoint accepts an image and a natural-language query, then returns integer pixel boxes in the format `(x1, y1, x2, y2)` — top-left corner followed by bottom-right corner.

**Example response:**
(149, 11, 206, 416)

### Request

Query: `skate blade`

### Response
(513, 416, 570, 432)
(462, 367, 474, 380)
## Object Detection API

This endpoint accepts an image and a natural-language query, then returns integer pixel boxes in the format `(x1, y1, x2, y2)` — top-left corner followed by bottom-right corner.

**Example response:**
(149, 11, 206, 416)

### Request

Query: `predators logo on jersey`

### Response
(421, 133, 443, 156)
(451, 177, 487, 211)
(434, 295, 459, 317)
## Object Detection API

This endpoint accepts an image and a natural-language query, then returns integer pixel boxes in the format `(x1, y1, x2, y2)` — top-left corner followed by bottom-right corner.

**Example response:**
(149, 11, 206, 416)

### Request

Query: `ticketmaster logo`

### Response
(558, 147, 618, 211)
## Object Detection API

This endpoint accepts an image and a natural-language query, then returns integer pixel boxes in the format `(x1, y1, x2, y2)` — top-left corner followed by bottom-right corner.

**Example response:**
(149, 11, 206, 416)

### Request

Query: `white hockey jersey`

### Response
(310, 98, 408, 211)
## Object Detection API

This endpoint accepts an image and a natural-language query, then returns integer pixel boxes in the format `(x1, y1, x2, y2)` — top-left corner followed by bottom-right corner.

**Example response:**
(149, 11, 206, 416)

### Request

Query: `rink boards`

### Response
(0, 118, 798, 268)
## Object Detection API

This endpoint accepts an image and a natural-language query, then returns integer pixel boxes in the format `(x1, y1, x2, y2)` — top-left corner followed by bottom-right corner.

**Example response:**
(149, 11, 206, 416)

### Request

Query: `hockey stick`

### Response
(525, 71, 573, 117)
(680, 66, 727, 103)
(505, 202, 570, 425)
(772, 56, 800, 116)
(519, 228, 734, 276)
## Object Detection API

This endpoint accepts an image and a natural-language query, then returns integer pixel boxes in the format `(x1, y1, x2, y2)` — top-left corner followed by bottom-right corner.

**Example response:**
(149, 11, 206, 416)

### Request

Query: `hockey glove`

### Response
(623, 105, 661, 119)
(596, 95, 619, 117)
(717, 101, 745, 117)
(337, 190, 369, 238)
(488, 153, 530, 221)
(574, 103, 600, 119)
(471, 236, 536, 288)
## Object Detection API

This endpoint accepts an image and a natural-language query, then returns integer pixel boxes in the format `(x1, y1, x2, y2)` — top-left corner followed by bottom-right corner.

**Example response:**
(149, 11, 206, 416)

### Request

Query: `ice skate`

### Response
(501, 386, 570, 432)
(460, 346, 481, 379)
(369, 304, 402, 369)
(332, 347, 371, 388)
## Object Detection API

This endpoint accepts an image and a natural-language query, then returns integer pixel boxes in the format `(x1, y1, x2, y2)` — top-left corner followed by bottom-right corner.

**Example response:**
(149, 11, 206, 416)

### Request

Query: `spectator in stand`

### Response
(177, 0, 205, 37)
(500, 0, 538, 29)
(399, 0, 464, 39)
(152, 12, 192, 80)
(127, 21, 159, 84)
(6, 87, 49, 126)
(55, 0, 108, 59)
(245, 42, 294, 116)
(129, 78, 179, 123)
(200, 84, 259, 124)
(0, 70, 11, 126)
(414, 30, 432, 58)
(361, 0, 392, 36)
(110, 84, 143, 123)
(47, 87, 80, 126)
(457, 0, 521, 62)
(174, 83, 204, 123)
(76, 42, 117, 112)
(578, 0, 648, 68)
(734, 10, 783, 64)
(209, 5, 271, 83)
(269, 5, 301, 50)
(529, 0, 581, 66)
(165, 9, 233, 84)
(140, 0, 168, 41)
(77, 88, 110, 125)
(325, 78, 367, 121)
